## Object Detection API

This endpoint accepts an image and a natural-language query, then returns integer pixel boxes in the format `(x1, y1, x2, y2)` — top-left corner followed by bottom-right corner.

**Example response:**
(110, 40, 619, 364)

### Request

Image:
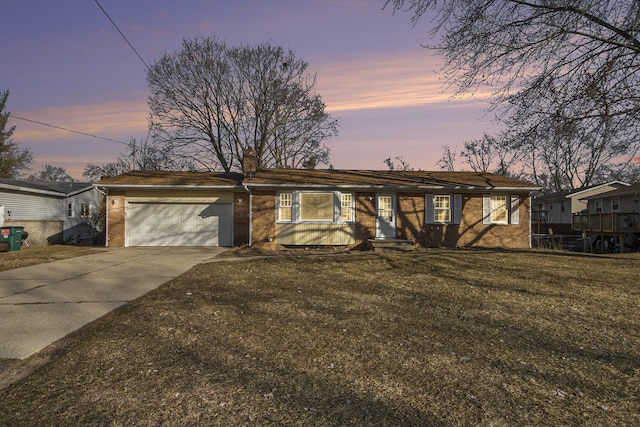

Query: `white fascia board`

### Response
(570, 181, 631, 198)
(68, 185, 98, 197)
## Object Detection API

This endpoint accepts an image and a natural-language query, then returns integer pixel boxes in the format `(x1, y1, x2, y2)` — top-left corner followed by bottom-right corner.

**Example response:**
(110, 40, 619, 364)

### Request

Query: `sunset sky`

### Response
(2, 0, 493, 180)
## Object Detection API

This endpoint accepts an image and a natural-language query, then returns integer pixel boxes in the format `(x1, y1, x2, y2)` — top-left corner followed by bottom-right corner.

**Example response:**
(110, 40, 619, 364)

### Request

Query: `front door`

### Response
(376, 194, 396, 239)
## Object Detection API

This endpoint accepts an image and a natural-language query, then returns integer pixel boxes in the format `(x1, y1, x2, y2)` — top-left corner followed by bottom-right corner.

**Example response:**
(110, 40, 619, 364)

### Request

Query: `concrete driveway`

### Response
(0, 247, 227, 360)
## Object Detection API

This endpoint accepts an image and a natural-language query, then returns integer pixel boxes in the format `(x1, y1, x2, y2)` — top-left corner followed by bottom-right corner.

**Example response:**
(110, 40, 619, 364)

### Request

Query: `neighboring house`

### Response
(0, 179, 103, 246)
(572, 183, 640, 251)
(532, 181, 630, 235)
(97, 160, 540, 250)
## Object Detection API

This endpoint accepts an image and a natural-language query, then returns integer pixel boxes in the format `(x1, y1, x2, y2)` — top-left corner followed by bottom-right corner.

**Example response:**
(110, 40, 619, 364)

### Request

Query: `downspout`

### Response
(95, 187, 108, 247)
(529, 193, 533, 248)
(243, 185, 252, 246)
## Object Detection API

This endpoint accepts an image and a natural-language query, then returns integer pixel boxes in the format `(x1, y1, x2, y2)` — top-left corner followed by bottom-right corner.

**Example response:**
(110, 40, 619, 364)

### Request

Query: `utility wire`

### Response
(94, 0, 149, 69)
(11, 115, 129, 145)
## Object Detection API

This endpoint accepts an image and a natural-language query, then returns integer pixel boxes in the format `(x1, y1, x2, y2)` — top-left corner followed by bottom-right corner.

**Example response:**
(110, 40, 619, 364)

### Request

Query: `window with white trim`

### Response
(300, 192, 334, 221)
(434, 195, 451, 223)
(491, 195, 508, 223)
(80, 203, 91, 218)
(277, 191, 355, 224)
(279, 193, 292, 222)
(341, 193, 354, 222)
(67, 203, 74, 218)
(426, 193, 462, 224)
(611, 197, 620, 212)
(482, 194, 520, 225)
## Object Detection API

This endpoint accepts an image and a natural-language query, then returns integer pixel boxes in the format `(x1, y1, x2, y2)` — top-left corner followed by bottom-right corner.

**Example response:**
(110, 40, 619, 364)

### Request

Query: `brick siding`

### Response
(106, 191, 126, 247)
(233, 192, 250, 246)
(250, 190, 277, 247)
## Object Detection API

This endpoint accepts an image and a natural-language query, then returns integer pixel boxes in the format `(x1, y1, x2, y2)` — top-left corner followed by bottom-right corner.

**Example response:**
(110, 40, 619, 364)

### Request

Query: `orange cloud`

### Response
(12, 100, 149, 144)
(316, 52, 491, 113)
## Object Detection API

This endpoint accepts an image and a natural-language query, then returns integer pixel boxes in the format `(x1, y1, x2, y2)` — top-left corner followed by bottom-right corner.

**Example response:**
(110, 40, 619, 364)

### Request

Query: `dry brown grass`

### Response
(0, 245, 103, 272)
(1, 249, 639, 426)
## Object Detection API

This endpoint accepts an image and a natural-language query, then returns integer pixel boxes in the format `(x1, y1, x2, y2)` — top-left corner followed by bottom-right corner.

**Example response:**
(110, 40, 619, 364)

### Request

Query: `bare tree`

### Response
(461, 133, 521, 176)
(594, 160, 640, 183)
(511, 68, 637, 190)
(436, 145, 457, 171)
(385, 0, 640, 188)
(83, 137, 193, 181)
(0, 90, 32, 178)
(384, 156, 414, 171)
(147, 37, 338, 172)
(26, 165, 74, 182)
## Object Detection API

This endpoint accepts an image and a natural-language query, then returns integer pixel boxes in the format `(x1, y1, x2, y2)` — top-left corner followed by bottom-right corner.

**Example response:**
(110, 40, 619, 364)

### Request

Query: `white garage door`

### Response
(126, 202, 233, 247)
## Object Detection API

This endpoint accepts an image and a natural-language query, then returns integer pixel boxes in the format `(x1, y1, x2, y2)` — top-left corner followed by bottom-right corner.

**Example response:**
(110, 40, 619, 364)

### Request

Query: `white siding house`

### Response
(0, 179, 103, 246)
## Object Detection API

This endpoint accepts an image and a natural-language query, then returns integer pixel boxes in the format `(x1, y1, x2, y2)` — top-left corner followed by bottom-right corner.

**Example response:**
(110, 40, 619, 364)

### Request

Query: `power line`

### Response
(94, 0, 149, 69)
(11, 115, 129, 145)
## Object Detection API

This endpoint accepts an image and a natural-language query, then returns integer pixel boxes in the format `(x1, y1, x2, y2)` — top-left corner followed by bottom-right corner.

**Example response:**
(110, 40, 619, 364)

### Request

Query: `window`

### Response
(67, 203, 74, 218)
(341, 193, 354, 222)
(612, 197, 620, 212)
(426, 194, 461, 224)
(434, 195, 451, 223)
(595, 199, 602, 213)
(278, 191, 355, 224)
(300, 192, 334, 221)
(483, 195, 519, 225)
(491, 195, 508, 223)
(279, 193, 292, 222)
(80, 203, 91, 218)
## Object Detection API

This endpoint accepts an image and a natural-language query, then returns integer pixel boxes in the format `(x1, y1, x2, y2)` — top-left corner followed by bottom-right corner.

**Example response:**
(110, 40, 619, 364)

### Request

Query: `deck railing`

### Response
(572, 213, 640, 233)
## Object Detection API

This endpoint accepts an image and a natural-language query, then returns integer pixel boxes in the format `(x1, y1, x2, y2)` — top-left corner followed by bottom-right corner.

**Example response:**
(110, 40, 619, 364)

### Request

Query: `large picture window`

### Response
(277, 191, 355, 223)
(300, 193, 334, 221)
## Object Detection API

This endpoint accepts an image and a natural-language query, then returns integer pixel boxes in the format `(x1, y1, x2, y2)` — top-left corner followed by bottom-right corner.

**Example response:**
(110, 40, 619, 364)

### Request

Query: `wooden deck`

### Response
(572, 213, 640, 233)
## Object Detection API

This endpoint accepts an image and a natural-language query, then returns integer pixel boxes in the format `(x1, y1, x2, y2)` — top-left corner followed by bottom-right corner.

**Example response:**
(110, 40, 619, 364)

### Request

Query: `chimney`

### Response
(242, 148, 258, 179)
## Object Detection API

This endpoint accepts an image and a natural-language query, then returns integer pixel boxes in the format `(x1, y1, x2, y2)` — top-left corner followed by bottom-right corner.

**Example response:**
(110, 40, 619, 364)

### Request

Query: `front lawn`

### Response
(1, 249, 638, 425)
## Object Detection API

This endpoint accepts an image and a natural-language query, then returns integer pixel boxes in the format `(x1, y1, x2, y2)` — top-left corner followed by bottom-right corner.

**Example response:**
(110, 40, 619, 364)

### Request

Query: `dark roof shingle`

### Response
(96, 169, 539, 190)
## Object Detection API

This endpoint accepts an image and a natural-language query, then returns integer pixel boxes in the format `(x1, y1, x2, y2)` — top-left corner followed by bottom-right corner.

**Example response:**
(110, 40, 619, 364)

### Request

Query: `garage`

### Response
(126, 201, 233, 247)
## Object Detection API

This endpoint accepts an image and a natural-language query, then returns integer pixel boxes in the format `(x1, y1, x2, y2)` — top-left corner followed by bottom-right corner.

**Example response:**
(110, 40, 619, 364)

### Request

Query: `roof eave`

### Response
(96, 183, 243, 190)
(244, 183, 541, 192)
(0, 182, 65, 197)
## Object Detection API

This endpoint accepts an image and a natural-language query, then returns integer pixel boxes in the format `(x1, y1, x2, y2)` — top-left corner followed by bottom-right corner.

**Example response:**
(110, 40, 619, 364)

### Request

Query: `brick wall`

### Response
(233, 191, 250, 246)
(106, 191, 125, 247)
(418, 194, 531, 248)
(251, 190, 277, 247)
(397, 192, 425, 241)
(354, 192, 376, 248)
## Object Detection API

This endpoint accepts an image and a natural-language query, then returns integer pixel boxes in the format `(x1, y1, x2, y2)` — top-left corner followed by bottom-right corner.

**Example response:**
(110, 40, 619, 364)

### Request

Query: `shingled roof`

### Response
(97, 171, 244, 188)
(243, 169, 538, 190)
(96, 169, 539, 191)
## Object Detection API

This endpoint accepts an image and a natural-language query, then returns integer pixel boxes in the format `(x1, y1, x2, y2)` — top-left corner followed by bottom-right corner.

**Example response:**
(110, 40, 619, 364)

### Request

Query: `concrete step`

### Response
(369, 239, 416, 253)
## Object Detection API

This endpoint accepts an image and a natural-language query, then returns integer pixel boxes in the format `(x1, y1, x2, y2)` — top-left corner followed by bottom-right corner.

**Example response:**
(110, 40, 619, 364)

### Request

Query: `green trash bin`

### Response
(1, 226, 23, 252)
